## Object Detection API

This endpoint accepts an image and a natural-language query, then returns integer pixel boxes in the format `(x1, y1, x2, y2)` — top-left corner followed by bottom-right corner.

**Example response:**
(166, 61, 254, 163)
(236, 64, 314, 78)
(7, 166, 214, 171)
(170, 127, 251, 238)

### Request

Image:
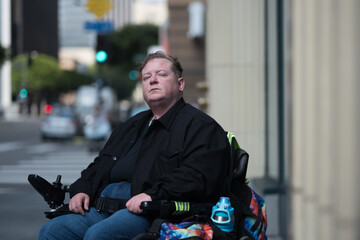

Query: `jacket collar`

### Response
(153, 98, 186, 131)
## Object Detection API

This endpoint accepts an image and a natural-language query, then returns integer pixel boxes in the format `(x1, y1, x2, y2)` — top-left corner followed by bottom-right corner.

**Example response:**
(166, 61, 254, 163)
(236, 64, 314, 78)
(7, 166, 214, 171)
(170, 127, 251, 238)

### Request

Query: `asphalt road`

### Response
(0, 119, 88, 240)
(0, 119, 45, 239)
(0, 183, 49, 240)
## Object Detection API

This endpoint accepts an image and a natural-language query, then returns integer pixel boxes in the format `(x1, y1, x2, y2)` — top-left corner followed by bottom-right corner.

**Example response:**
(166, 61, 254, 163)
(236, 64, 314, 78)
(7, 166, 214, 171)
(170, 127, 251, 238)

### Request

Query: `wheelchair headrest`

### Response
(227, 132, 249, 183)
(232, 148, 249, 183)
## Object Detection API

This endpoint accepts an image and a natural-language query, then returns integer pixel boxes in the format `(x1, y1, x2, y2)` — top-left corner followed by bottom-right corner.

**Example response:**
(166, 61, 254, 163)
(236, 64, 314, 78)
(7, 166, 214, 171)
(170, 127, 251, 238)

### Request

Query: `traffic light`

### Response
(19, 88, 28, 99)
(43, 104, 53, 114)
(96, 50, 107, 63)
(96, 34, 110, 63)
(128, 70, 139, 81)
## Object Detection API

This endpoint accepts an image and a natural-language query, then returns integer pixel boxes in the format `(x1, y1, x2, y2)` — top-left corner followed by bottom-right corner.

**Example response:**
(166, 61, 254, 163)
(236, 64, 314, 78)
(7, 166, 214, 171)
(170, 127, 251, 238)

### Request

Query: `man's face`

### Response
(141, 58, 184, 108)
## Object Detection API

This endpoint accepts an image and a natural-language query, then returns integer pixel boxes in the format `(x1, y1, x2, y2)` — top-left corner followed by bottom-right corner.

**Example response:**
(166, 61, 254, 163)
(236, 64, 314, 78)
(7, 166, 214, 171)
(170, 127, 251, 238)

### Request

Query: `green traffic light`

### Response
(19, 88, 28, 99)
(96, 50, 107, 63)
(128, 70, 139, 81)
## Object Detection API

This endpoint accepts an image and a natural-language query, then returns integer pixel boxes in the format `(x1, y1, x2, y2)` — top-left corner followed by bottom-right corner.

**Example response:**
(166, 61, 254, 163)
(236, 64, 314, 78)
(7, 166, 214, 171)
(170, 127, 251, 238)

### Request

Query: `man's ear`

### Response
(178, 77, 185, 91)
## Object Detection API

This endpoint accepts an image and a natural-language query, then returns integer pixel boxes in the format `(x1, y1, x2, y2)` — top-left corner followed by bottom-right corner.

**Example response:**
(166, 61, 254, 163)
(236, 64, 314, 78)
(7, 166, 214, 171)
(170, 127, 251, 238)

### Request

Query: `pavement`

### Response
(1, 103, 40, 122)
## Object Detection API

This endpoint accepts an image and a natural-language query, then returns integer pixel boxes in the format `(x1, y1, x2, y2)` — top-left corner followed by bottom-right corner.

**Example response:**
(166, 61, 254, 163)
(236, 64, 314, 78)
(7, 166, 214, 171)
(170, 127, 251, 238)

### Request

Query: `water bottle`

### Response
(211, 197, 235, 232)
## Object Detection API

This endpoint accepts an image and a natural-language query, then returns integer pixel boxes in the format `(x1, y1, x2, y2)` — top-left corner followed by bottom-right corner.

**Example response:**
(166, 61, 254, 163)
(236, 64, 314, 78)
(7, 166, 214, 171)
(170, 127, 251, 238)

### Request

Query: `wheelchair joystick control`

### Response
(53, 175, 63, 189)
(211, 197, 234, 232)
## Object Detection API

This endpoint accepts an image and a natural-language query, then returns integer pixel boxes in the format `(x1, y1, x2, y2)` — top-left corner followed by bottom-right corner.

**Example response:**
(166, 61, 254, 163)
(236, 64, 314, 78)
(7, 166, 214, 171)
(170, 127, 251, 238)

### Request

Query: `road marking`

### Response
(0, 141, 26, 152)
(26, 143, 58, 154)
(0, 145, 97, 184)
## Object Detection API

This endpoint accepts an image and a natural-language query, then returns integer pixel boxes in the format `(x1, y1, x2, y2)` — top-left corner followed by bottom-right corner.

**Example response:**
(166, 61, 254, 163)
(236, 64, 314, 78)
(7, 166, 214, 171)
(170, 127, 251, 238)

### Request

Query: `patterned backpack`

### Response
(226, 132, 267, 240)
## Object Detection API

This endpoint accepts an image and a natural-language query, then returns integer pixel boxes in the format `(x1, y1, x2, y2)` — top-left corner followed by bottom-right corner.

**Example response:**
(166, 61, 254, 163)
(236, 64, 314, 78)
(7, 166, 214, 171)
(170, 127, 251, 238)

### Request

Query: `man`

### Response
(39, 51, 230, 240)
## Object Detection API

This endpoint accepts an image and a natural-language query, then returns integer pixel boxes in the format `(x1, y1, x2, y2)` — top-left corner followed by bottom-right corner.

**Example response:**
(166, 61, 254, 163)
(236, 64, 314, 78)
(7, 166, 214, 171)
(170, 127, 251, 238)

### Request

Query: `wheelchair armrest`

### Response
(140, 200, 211, 218)
(140, 201, 162, 213)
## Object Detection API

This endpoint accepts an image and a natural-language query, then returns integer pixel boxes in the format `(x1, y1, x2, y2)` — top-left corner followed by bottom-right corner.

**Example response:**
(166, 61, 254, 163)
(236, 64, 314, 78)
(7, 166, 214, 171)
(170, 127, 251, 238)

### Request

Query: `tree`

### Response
(12, 53, 62, 114)
(59, 70, 93, 93)
(12, 53, 95, 116)
(12, 53, 62, 97)
(107, 23, 159, 67)
(97, 23, 159, 100)
(12, 53, 94, 98)
(100, 64, 139, 100)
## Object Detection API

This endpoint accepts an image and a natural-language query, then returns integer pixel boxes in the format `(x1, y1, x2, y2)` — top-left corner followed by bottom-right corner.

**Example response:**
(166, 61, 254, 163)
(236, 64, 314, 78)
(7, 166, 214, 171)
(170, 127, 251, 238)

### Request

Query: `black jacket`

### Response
(69, 98, 230, 205)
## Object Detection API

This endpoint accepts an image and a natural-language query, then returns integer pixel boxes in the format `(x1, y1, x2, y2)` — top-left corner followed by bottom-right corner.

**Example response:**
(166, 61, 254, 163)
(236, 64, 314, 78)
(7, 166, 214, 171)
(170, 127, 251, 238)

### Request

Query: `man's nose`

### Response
(150, 76, 158, 85)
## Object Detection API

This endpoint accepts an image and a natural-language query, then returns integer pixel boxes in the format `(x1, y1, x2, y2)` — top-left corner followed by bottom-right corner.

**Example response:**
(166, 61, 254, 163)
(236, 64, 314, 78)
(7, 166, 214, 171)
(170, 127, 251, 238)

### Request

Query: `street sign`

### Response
(84, 21, 114, 33)
(85, 0, 113, 19)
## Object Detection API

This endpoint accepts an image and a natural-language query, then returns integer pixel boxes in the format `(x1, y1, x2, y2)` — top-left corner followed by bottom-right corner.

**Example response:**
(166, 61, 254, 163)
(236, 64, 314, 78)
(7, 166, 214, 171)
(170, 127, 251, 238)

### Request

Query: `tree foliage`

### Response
(11, 53, 62, 95)
(107, 23, 159, 68)
(99, 65, 139, 100)
(11, 53, 93, 101)
(59, 70, 93, 92)
(98, 23, 159, 100)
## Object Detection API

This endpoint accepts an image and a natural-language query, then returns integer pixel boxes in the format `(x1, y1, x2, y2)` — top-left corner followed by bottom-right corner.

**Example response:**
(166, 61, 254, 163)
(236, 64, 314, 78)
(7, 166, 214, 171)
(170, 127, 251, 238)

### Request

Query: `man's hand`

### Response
(69, 193, 90, 215)
(126, 193, 152, 214)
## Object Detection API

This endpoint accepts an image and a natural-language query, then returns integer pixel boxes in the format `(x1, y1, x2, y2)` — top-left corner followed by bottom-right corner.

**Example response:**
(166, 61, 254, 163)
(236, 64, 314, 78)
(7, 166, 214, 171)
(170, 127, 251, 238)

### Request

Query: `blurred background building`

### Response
(11, 0, 59, 58)
(0, 0, 359, 239)
(204, 1, 359, 240)
(1, 0, 59, 117)
(167, 0, 206, 109)
(58, 0, 98, 70)
(59, 0, 134, 70)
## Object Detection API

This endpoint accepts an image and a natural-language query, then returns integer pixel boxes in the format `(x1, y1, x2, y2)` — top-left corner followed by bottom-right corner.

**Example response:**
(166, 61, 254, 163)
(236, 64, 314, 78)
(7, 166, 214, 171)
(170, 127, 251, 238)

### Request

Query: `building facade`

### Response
(11, 0, 59, 58)
(59, 0, 133, 70)
(206, 0, 360, 239)
(167, 0, 206, 109)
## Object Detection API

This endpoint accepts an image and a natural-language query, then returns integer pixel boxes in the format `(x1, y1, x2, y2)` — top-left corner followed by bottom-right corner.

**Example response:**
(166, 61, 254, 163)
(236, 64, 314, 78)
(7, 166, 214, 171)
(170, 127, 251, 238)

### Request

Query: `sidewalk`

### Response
(1, 103, 40, 122)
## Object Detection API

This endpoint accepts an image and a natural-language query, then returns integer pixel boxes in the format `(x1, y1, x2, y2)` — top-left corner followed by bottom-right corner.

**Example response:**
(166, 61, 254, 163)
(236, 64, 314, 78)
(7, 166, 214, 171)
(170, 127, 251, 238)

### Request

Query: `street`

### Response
(0, 119, 97, 240)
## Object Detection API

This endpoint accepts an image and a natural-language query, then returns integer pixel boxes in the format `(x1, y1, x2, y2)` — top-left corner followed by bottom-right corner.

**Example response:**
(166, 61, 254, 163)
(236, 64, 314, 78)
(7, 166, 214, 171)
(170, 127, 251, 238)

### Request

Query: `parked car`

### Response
(75, 85, 120, 131)
(40, 104, 78, 140)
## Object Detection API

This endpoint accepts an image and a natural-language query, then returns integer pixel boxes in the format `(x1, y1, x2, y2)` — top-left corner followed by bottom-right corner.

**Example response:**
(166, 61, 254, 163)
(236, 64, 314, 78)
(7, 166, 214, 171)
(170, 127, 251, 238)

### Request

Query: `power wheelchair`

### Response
(28, 132, 251, 239)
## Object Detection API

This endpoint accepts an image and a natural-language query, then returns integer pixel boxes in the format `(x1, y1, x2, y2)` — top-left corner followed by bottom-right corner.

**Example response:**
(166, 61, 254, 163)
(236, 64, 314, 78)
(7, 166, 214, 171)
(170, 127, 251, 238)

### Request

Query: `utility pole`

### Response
(0, 0, 11, 119)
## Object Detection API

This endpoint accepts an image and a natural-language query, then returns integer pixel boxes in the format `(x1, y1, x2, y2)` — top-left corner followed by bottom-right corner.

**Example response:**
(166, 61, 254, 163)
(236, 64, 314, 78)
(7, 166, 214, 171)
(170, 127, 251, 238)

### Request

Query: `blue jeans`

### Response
(39, 182, 150, 240)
